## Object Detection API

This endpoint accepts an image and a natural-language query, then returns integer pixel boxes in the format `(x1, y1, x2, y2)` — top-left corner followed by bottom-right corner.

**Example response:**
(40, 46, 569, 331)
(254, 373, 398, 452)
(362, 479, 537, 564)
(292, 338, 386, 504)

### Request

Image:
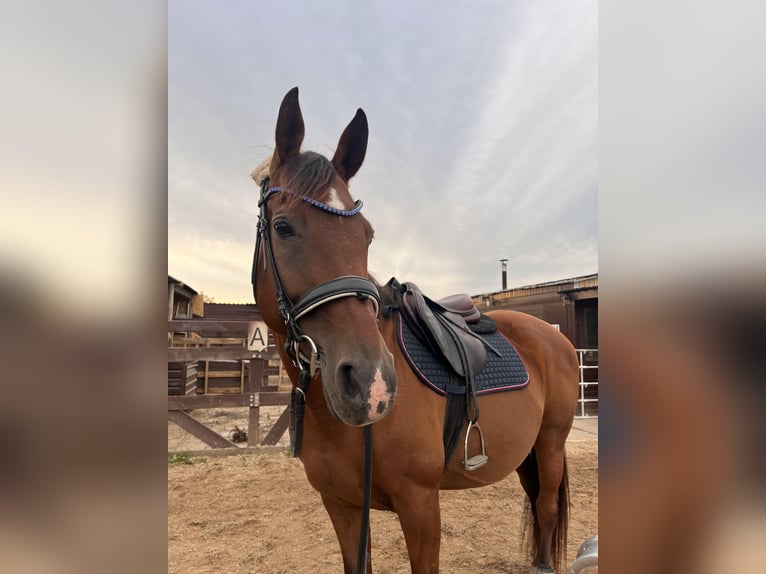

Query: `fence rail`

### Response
(168, 320, 599, 453)
(575, 349, 598, 418)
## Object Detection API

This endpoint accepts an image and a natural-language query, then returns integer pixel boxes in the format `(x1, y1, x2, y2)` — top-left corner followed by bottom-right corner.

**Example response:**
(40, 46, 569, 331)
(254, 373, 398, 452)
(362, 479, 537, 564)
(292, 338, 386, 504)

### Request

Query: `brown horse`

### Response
(251, 87, 579, 574)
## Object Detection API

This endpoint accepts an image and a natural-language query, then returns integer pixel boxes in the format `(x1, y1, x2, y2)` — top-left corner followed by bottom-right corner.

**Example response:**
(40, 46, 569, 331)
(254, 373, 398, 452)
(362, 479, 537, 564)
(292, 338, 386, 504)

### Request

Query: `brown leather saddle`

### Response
(397, 280, 488, 380)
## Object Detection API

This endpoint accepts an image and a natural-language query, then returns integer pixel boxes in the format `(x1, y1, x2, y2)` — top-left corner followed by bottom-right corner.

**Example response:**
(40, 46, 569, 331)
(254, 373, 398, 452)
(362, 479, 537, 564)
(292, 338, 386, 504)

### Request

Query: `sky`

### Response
(168, 0, 597, 303)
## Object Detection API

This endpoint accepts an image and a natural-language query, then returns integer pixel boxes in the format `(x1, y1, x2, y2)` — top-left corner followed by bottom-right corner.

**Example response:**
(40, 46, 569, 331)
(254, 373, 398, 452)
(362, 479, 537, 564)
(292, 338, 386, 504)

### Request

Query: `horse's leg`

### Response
(530, 431, 569, 574)
(320, 494, 372, 574)
(394, 487, 441, 574)
(516, 450, 542, 566)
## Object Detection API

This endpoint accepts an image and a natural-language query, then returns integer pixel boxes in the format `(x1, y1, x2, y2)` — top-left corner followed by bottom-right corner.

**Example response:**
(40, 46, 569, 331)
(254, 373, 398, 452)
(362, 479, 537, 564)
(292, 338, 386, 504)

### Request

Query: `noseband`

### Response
(251, 177, 381, 376)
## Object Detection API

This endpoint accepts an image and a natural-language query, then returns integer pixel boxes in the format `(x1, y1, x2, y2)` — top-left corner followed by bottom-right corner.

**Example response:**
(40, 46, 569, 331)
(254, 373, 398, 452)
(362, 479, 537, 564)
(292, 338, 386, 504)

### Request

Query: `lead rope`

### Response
(356, 425, 373, 574)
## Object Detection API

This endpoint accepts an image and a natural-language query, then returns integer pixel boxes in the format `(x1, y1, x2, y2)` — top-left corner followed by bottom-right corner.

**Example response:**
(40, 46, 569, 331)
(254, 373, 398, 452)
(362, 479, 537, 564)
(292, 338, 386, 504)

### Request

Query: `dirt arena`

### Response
(168, 415, 597, 573)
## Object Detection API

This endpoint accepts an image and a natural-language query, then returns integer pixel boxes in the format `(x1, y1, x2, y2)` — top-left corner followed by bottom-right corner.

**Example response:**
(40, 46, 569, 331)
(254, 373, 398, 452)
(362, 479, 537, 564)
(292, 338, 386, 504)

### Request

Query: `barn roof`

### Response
(168, 274, 198, 296)
(473, 272, 598, 302)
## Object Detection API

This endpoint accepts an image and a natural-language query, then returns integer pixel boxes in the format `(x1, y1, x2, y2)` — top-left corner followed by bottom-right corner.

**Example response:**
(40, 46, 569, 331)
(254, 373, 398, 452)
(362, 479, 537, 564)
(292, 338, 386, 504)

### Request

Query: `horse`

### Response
(250, 87, 580, 574)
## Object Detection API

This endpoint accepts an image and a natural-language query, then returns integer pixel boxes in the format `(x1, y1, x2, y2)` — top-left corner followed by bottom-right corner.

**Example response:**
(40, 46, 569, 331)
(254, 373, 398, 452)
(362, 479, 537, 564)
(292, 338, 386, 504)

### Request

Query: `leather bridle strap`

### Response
(252, 176, 382, 439)
(289, 366, 311, 457)
(253, 178, 381, 347)
(291, 276, 380, 322)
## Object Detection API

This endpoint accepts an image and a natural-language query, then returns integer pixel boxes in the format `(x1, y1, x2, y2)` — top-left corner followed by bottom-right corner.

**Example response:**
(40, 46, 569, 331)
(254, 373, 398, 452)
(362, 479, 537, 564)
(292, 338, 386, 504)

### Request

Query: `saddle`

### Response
(397, 281, 487, 379)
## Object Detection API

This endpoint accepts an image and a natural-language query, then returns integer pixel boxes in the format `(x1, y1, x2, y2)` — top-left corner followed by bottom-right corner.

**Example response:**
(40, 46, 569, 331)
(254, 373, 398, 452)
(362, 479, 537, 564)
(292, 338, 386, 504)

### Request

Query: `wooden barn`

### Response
(167, 275, 203, 320)
(167, 275, 202, 395)
(471, 273, 598, 350)
(472, 273, 599, 416)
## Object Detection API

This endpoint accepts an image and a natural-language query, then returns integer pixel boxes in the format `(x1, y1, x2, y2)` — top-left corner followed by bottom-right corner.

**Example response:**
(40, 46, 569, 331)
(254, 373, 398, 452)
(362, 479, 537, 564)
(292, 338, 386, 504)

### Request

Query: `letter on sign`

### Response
(247, 321, 269, 351)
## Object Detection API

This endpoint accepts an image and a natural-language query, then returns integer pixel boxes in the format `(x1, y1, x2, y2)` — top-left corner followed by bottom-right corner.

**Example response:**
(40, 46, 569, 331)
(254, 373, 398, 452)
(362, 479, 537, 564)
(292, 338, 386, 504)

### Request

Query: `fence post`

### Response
(248, 358, 264, 446)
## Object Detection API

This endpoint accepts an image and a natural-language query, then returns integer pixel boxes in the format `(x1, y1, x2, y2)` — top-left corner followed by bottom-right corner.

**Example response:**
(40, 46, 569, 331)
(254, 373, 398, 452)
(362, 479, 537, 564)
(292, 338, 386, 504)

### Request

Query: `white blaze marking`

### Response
(326, 188, 348, 210)
(367, 368, 391, 420)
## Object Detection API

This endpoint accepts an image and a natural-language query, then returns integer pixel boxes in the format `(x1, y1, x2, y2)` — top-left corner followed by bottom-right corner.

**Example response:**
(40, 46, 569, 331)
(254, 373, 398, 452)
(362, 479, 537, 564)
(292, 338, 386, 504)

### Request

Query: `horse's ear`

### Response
(332, 108, 368, 181)
(275, 87, 305, 166)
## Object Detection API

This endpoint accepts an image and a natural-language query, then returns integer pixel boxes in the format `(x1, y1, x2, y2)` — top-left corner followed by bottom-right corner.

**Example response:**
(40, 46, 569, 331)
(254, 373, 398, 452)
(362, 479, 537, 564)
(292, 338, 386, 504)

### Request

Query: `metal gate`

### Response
(575, 349, 598, 418)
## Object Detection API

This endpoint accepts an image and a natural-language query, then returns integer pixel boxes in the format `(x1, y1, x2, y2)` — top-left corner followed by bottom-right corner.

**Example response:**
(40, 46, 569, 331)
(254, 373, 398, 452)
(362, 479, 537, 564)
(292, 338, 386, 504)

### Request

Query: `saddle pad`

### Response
(396, 313, 529, 396)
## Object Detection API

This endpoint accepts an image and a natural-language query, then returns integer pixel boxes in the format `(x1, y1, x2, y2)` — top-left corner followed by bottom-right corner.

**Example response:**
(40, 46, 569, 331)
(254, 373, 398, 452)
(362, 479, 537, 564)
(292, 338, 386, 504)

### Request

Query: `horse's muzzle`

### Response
(329, 353, 397, 426)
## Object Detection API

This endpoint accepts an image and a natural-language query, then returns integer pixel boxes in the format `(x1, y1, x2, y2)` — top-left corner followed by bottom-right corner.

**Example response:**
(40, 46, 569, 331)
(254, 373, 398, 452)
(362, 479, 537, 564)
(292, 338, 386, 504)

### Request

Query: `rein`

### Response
(357, 424, 372, 574)
(251, 177, 376, 574)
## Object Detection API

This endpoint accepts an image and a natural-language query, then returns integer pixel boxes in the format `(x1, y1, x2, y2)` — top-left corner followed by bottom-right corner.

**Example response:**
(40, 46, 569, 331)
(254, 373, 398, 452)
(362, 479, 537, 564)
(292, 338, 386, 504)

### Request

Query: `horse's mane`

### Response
(372, 274, 398, 310)
(250, 155, 271, 185)
(251, 151, 339, 208)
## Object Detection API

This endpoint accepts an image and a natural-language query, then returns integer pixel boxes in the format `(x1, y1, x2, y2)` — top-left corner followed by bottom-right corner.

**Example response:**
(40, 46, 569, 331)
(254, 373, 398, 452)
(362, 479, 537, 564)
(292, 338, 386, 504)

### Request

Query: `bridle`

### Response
(251, 176, 378, 573)
(251, 177, 381, 380)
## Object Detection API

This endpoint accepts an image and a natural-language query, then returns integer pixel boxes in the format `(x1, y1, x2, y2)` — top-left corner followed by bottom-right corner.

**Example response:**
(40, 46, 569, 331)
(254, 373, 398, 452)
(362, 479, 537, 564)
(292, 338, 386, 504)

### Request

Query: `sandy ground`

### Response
(168, 416, 597, 573)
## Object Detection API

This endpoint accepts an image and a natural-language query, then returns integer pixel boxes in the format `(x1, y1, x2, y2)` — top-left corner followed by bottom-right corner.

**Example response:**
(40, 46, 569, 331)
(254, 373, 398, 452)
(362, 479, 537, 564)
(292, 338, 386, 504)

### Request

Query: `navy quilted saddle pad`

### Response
(396, 313, 529, 396)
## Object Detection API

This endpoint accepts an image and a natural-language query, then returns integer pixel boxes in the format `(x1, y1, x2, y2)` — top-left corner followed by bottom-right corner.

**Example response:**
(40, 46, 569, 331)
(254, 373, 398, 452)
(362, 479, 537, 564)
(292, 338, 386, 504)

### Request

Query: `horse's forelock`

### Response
(252, 151, 356, 209)
(284, 152, 337, 198)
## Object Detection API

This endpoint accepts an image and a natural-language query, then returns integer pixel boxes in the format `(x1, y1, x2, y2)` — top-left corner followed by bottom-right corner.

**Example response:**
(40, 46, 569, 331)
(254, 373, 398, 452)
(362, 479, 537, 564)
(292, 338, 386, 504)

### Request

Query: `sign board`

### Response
(247, 321, 269, 351)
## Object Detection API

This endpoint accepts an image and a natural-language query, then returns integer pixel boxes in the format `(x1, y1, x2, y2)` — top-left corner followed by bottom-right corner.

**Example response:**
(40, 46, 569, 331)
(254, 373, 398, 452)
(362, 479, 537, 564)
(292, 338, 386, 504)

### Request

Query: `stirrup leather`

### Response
(463, 421, 488, 471)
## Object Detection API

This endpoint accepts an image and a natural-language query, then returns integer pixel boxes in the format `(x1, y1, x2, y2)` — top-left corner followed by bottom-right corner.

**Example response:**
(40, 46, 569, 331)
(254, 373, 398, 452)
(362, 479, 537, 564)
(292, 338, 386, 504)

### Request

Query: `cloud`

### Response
(169, 0, 597, 301)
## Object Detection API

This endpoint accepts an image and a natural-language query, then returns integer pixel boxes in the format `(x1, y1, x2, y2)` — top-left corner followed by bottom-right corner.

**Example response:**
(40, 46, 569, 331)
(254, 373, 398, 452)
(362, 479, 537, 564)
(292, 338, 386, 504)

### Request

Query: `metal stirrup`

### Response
(464, 421, 488, 471)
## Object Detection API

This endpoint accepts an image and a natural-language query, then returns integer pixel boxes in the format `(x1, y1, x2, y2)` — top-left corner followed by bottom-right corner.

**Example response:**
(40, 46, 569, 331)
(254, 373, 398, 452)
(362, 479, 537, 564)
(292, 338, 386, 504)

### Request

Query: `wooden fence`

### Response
(169, 320, 599, 451)
(167, 319, 291, 451)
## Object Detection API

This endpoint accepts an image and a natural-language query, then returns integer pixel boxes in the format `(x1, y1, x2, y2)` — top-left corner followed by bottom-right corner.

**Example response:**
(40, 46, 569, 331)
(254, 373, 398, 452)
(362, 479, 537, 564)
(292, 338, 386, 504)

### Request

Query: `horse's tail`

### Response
(554, 455, 570, 571)
(519, 448, 570, 573)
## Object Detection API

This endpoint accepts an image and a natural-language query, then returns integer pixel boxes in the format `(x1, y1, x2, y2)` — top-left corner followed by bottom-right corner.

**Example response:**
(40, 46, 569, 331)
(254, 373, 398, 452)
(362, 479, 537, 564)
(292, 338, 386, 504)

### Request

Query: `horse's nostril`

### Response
(338, 363, 359, 398)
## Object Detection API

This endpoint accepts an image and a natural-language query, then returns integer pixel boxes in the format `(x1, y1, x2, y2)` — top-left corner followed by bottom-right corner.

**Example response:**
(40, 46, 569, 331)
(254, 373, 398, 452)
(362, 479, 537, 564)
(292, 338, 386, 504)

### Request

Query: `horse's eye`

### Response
(273, 220, 294, 238)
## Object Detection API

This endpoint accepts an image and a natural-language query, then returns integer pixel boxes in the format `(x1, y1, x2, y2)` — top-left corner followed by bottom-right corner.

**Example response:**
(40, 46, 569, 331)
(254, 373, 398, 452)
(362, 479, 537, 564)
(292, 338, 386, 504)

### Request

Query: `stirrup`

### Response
(463, 421, 488, 471)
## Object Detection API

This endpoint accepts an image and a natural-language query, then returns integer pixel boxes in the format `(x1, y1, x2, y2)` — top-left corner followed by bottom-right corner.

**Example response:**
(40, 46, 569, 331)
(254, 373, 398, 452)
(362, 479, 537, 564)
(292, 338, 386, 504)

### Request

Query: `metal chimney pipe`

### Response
(500, 259, 508, 290)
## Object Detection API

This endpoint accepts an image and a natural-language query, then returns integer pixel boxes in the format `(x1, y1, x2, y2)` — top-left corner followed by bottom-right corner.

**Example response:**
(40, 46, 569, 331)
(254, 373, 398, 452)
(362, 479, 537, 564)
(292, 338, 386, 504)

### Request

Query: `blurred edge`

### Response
(0, 2, 167, 573)
(601, 0, 766, 572)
